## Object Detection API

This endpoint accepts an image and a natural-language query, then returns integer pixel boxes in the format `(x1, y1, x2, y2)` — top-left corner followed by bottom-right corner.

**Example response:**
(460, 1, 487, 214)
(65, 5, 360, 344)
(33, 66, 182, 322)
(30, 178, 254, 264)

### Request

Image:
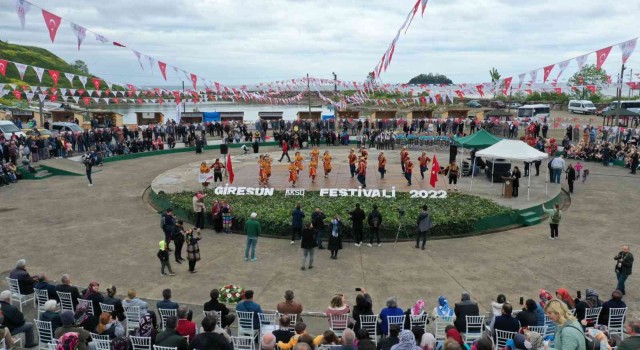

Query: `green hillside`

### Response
(0, 40, 119, 105)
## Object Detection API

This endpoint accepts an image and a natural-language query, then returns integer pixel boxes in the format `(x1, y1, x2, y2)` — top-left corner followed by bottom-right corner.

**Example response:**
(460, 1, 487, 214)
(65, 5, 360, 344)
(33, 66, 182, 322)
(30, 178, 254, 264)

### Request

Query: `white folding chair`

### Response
(158, 308, 177, 330)
(237, 311, 259, 340)
(124, 305, 142, 335)
(495, 330, 517, 350)
(317, 346, 342, 350)
(585, 307, 602, 325)
(99, 303, 115, 314)
(47, 339, 58, 350)
(410, 314, 429, 332)
(204, 310, 222, 329)
(232, 336, 254, 350)
(34, 319, 54, 350)
(463, 315, 485, 344)
(569, 309, 577, 316)
(284, 314, 298, 328)
(435, 316, 455, 342)
(527, 325, 547, 337)
(258, 312, 279, 337)
(387, 315, 406, 336)
(90, 333, 111, 342)
(130, 336, 152, 350)
(78, 299, 95, 316)
(94, 340, 111, 350)
(608, 308, 627, 340)
(360, 315, 379, 343)
(6, 277, 35, 312)
(56, 291, 75, 313)
(34, 289, 49, 317)
(153, 346, 177, 350)
(543, 315, 556, 338)
(328, 314, 349, 337)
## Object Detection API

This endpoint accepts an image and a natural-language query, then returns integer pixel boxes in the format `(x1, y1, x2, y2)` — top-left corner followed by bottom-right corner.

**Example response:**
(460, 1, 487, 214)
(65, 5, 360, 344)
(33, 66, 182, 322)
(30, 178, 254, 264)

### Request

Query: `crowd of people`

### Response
(2, 255, 638, 350)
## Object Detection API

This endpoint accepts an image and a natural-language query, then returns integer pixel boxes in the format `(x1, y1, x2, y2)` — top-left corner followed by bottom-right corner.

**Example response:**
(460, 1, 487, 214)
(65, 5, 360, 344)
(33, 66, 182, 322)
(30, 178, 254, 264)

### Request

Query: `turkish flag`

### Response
(455, 90, 465, 99)
(0, 60, 7, 77)
(13, 90, 22, 100)
(596, 46, 612, 70)
(554, 87, 563, 94)
(48, 70, 60, 85)
(502, 77, 512, 95)
(83, 97, 90, 105)
(190, 74, 198, 90)
(226, 153, 235, 184)
(158, 61, 167, 81)
(543, 64, 554, 83)
(91, 78, 101, 90)
(430, 155, 440, 188)
(476, 85, 484, 97)
(78, 89, 85, 96)
(41, 10, 62, 43)
(586, 85, 597, 94)
(50, 94, 57, 102)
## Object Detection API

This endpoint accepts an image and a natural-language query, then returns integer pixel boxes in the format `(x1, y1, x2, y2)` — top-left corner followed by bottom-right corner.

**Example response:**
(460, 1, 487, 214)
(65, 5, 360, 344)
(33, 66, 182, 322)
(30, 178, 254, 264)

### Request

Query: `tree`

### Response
(70, 60, 89, 74)
(568, 64, 609, 101)
(489, 67, 501, 99)
(408, 73, 453, 85)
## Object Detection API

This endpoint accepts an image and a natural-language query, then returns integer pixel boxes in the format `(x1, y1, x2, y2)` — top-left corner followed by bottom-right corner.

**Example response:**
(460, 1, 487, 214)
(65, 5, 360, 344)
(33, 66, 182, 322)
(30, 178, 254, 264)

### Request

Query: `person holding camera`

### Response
(614, 245, 634, 295)
(328, 214, 343, 259)
(185, 228, 202, 273)
(300, 223, 316, 270)
(349, 203, 366, 247)
(312, 208, 327, 249)
(367, 204, 382, 247)
(416, 205, 432, 250)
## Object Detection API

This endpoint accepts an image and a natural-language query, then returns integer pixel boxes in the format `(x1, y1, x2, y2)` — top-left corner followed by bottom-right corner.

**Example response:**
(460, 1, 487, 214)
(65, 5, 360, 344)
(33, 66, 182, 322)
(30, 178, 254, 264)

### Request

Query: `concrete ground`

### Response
(1, 143, 638, 340)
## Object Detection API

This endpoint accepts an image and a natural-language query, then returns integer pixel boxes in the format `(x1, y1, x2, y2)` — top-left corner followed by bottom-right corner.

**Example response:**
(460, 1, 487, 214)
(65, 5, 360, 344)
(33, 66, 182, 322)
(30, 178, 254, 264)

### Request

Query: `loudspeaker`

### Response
(449, 145, 458, 163)
(220, 144, 228, 155)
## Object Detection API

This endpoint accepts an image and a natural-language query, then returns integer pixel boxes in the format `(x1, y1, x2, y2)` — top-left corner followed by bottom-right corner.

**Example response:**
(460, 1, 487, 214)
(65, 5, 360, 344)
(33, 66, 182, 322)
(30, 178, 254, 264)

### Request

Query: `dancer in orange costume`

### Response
(417, 152, 431, 180)
(309, 158, 318, 183)
(400, 147, 409, 173)
(310, 146, 320, 163)
(323, 151, 332, 178)
(263, 154, 273, 181)
(294, 151, 304, 174)
(200, 161, 212, 187)
(360, 146, 368, 160)
(348, 148, 358, 178)
(288, 161, 299, 187)
(258, 155, 268, 186)
(377, 152, 387, 179)
(356, 156, 367, 188)
(404, 155, 414, 186)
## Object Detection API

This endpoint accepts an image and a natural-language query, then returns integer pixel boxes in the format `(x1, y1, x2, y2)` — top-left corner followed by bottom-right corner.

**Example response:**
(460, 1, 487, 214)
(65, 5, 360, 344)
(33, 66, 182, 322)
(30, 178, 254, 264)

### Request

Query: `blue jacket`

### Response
(535, 302, 545, 326)
(236, 300, 263, 329)
(379, 306, 404, 335)
(292, 209, 305, 229)
(157, 299, 180, 311)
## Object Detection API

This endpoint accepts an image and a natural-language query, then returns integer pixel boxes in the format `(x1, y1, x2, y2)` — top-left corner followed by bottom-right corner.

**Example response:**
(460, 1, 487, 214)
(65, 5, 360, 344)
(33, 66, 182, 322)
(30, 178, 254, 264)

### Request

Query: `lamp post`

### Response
(614, 64, 626, 143)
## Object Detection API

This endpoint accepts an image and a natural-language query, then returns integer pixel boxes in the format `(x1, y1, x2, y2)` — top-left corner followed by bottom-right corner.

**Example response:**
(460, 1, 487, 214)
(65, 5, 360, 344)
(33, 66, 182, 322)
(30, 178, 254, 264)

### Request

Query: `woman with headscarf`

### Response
(574, 288, 602, 326)
(419, 333, 436, 350)
(431, 296, 456, 322)
(211, 199, 223, 233)
(404, 300, 427, 330)
(445, 328, 468, 350)
(555, 288, 575, 309)
(328, 214, 343, 259)
(391, 330, 422, 350)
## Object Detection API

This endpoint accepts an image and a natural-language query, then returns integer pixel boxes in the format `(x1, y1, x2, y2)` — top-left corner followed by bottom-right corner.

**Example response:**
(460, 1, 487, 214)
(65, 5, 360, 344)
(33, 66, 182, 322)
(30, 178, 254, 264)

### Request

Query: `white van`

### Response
(517, 104, 551, 123)
(568, 100, 597, 114)
(608, 100, 640, 113)
(0, 120, 27, 139)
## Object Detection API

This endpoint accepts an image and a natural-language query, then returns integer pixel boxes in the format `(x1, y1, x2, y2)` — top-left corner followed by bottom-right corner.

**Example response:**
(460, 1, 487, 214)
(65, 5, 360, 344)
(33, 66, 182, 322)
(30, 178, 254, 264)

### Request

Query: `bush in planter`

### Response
(157, 190, 514, 239)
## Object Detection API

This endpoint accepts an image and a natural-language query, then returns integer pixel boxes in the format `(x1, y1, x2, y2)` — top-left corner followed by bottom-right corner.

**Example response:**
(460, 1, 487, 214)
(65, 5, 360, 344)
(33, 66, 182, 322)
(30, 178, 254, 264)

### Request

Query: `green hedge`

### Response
(156, 190, 515, 239)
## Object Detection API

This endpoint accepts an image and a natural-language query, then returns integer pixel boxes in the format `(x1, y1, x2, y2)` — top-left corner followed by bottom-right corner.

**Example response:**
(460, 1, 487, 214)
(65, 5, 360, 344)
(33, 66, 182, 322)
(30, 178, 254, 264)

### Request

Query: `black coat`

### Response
(188, 332, 233, 350)
(350, 208, 366, 228)
(301, 228, 317, 249)
(56, 284, 81, 307)
(453, 300, 479, 332)
(615, 251, 634, 275)
(0, 301, 25, 331)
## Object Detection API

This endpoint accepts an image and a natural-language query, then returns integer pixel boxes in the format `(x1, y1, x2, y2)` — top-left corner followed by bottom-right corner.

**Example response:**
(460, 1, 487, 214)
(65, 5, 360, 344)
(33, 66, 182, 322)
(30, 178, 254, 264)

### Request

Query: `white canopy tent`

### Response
(474, 140, 549, 200)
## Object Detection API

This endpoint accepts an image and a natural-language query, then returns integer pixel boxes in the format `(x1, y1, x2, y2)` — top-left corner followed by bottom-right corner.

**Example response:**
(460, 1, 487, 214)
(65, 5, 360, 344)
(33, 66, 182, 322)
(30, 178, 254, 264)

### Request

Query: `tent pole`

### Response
(545, 159, 548, 195)
(491, 159, 495, 185)
(527, 165, 531, 200)
(470, 157, 476, 190)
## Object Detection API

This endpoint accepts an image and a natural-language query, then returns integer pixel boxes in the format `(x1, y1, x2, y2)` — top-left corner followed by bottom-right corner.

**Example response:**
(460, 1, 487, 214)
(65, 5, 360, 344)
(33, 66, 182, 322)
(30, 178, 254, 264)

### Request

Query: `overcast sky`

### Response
(1, 0, 639, 87)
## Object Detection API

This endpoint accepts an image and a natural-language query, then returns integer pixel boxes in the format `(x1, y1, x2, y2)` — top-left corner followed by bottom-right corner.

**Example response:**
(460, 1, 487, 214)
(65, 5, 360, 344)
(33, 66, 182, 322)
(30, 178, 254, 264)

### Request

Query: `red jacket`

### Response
(176, 319, 197, 340)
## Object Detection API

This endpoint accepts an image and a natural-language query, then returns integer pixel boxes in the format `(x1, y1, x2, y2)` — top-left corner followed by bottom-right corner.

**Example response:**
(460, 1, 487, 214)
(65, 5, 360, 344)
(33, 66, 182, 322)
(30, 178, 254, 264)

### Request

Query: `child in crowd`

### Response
(574, 161, 583, 177)
(582, 168, 589, 183)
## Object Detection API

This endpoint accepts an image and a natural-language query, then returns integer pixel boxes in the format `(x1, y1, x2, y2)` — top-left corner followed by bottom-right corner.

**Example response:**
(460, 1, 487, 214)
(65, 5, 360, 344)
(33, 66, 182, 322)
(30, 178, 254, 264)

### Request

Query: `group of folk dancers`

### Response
(266, 145, 438, 188)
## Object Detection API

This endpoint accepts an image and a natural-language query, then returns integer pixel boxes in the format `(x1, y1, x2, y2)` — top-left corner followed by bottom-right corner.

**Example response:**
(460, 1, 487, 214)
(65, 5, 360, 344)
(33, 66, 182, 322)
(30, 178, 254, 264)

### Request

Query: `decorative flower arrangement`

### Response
(219, 284, 245, 304)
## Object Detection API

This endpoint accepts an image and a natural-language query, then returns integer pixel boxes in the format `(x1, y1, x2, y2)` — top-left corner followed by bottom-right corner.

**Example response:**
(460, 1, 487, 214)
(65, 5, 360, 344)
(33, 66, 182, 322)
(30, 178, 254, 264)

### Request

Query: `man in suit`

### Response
(155, 316, 188, 350)
(454, 292, 479, 333)
(55, 274, 81, 308)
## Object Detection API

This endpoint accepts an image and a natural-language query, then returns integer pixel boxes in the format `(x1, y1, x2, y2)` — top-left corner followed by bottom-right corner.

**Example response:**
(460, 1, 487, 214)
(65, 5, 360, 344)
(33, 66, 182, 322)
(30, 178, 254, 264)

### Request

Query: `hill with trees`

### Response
(408, 73, 453, 85)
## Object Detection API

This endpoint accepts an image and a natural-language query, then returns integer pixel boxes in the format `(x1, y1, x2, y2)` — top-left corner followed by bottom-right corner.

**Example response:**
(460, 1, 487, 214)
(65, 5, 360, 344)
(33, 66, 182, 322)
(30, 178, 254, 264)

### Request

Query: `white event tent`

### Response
(474, 139, 549, 200)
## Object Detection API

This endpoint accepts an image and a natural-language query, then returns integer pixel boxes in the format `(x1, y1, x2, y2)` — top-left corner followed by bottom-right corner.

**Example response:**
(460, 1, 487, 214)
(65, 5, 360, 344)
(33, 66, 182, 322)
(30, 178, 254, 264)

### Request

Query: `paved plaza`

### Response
(1, 145, 638, 325)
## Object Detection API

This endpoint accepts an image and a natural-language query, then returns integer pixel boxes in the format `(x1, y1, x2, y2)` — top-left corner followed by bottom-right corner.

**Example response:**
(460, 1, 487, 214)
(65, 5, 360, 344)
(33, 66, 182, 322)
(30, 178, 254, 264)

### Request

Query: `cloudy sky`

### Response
(1, 0, 639, 87)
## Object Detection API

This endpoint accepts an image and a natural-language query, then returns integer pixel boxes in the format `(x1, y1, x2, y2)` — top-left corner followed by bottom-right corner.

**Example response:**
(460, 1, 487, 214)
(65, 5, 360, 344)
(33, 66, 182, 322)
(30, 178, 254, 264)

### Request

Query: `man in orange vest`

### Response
(348, 149, 358, 178)
(400, 147, 409, 173)
(404, 155, 414, 186)
(378, 152, 387, 179)
(357, 157, 367, 188)
(417, 152, 431, 180)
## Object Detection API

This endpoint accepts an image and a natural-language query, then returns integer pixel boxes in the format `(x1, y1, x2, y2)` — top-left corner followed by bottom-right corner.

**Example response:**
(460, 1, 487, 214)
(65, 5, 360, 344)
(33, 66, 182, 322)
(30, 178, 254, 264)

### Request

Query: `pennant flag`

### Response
(556, 60, 570, 79)
(77, 89, 85, 96)
(48, 70, 60, 85)
(38, 93, 47, 103)
(529, 69, 538, 83)
(133, 51, 144, 70)
(543, 64, 554, 83)
(502, 77, 512, 95)
(421, 0, 429, 16)
(575, 54, 589, 70)
(13, 90, 22, 100)
(158, 61, 167, 81)
(113, 41, 126, 47)
(70, 23, 87, 50)
(619, 38, 637, 64)
(32, 66, 45, 82)
(475, 84, 485, 97)
(91, 78, 101, 90)
(78, 76, 87, 87)
(518, 73, 526, 88)
(596, 46, 612, 70)
(190, 73, 198, 90)
(82, 97, 90, 105)
(226, 153, 235, 184)
(554, 87, 563, 94)
(41, 9, 62, 43)
(14, 62, 28, 80)
(147, 56, 155, 72)
(586, 85, 597, 94)
(14, 0, 31, 30)
(50, 94, 57, 102)
(95, 33, 109, 43)
(64, 72, 75, 84)
(430, 155, 440, 188)
(0, 60, 7, 77)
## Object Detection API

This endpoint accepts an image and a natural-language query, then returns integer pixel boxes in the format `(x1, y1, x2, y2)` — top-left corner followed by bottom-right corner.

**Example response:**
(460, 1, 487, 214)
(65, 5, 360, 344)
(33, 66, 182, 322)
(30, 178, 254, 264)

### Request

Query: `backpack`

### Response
(57, 332, 80, 350)
(551, 209, 561, 223)
(160, 214, 167, 230)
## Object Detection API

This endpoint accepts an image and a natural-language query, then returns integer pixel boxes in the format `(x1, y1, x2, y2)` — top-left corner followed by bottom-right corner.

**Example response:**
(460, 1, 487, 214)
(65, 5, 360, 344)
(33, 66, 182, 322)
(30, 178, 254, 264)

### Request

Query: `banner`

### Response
(14, 0, 31, 29)
(596, 46, 612, 70)
(620, 38, 637, 64)
(41, 9, 61, 43)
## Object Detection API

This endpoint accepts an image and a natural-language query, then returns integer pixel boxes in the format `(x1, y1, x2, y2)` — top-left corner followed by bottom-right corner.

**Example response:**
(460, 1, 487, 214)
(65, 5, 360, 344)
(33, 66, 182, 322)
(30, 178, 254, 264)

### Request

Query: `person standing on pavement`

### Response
(278, 140, 291, 162)
(565, 164, 577, 194)
(312, 208, 327, 250)
(185, 228, 202, 273)
(550, 155, 566, 184)
(542, 203, 562, 240)
(349, 203, 366, 247)
(161, 208, 176, 251)
(192, 193, 206, 230)
(291, 204, 305, 245)
(415, 205, 432, 250)
(244, 212, 261, 261)
(328, 215, 343, 259)
(173, 220, 186, 264)
(83, 152, 94, 186)
(157, 241, 175, 276)
(300, 223, 316, 270)
(367, 204, 382, 247)
(614, 245, 634, 295)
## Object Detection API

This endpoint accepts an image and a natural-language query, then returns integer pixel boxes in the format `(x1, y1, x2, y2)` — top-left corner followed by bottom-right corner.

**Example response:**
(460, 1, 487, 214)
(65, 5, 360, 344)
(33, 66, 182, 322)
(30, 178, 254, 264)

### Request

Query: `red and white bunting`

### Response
(33, 66, 45, 82)
(41, 9, 62, 43)
(190, 73, 198, 90)
(518, 73, 526, 89)
(64, 72, 75, 84)
(70, 23, 87, 50)
(543, 64, 554, 83)
(421, 0, 429, 16)
(24, 92, 34, 102)
(502, 77, 512, 95)
(0, 59, 8, 77)
(78, 76, 87, 87)
(91, 78, 101, 90)
(14, 62, 28, 79)
(14, 0, 31, 30)
(147, 56, 155, 72)
(619, 38, 637, 64)
(575, 54, 589, 70)
(38, 93, 47, 103)
(48, 70, 59, 85)
(596, 46, 612, 70)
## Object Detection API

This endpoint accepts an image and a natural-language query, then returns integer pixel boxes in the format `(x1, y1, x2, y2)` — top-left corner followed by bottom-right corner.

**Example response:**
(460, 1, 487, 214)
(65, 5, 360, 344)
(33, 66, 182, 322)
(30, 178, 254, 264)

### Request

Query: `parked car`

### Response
(490, 101, 506, 109)
(51, 122, 84, 133)
(568, 100, 597, 114)
(507, 102, 522, 108)
(0, 120, 27, 139)
(466, 100, 482, 108)
(22, 128, 56, 139)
